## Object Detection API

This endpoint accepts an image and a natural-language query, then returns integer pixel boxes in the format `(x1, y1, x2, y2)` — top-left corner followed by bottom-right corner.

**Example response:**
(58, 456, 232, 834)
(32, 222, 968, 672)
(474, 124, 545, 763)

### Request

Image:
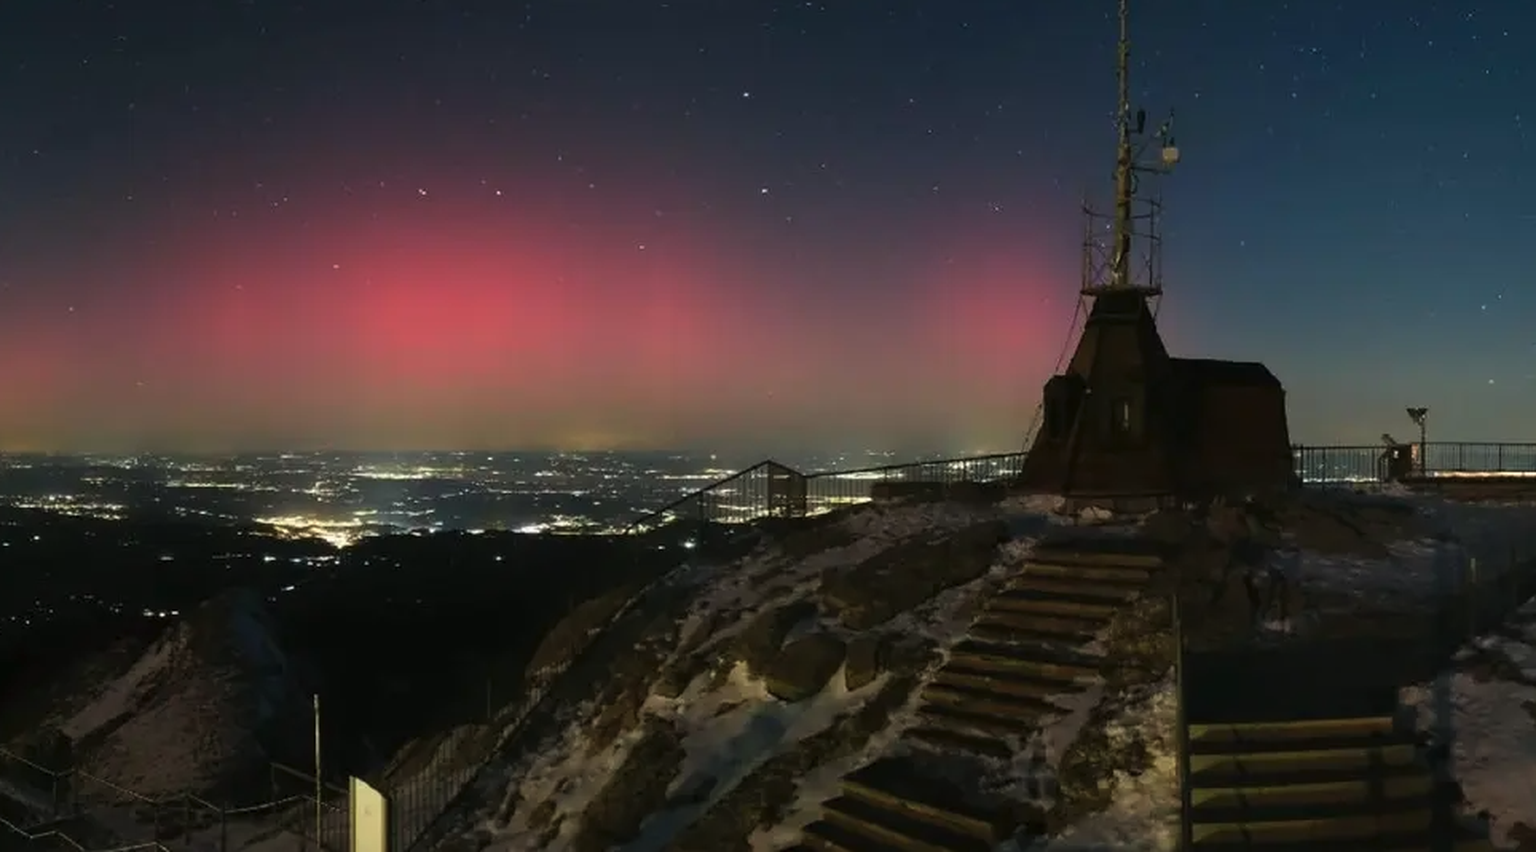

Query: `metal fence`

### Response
(801, 452, 1027, 514)
(1292, 442, 1536, 484)
(0, 748, 334, 852)
(626, 442, 1536, 533)
(624, 451, 1031, 534)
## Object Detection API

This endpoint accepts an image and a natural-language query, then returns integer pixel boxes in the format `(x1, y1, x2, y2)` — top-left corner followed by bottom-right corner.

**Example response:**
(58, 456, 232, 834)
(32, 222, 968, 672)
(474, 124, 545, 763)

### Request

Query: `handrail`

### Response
(803, 450, 1025, 479)
(0, 745, 342, 851)
(622, 459, 792, 534)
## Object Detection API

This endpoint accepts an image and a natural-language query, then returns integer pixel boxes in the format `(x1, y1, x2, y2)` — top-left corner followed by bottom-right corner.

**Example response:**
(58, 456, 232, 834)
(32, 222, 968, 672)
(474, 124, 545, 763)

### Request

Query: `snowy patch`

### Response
(1037, 678, 1180, 852)
(55, 589, 307, 800)
(624, 663, 886, 852)
(468, 500, 1059, 852)
(1401, 598, 1536, 846)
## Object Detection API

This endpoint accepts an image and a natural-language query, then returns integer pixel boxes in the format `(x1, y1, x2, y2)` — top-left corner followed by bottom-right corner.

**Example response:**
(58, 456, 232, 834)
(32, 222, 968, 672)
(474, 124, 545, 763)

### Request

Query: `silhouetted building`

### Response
(1017, 291, 1294, 500)
(1015, 3, 1293, 502)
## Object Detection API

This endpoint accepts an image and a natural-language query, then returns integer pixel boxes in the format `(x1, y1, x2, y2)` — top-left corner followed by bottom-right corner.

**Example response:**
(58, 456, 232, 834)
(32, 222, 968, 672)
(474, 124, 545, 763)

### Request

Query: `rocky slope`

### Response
(38, 588, 315, 802)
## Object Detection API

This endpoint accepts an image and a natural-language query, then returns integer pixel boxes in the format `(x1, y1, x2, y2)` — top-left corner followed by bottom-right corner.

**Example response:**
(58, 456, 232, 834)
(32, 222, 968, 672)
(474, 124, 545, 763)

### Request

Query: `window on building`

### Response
(1110, 398, 1133, 436)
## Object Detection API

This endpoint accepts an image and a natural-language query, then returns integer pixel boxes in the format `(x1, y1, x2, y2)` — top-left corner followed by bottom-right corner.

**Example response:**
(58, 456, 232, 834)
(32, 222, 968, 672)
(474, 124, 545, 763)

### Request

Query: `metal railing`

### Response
(1293, 442, 1536, 484)
(625, 442, 1536, 533)
(0, 747, 333, 852)
(801, 452, 1027, 514)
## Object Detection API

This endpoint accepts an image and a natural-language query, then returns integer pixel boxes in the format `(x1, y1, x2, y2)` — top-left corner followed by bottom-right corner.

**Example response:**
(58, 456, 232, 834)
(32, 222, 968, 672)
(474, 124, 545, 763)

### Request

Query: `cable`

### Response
(1020, 294, 1089, 451)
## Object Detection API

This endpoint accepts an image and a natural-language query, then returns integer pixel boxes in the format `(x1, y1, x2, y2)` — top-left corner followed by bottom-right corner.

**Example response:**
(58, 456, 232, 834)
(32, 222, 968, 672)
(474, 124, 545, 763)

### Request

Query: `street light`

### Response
(1406, 408, 1428, 476)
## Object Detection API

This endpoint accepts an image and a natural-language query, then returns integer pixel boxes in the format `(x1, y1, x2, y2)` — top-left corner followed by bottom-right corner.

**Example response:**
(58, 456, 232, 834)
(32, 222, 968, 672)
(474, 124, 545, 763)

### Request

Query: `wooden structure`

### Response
(1017, 0, 1293, 501)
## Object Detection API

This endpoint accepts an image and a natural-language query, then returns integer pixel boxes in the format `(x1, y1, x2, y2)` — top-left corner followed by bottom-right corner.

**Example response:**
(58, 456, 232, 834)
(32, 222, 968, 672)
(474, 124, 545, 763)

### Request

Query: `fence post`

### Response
(221, 805, 228, 852)
(1172, 592, 1192, 852)
(184, 794, 192, 848)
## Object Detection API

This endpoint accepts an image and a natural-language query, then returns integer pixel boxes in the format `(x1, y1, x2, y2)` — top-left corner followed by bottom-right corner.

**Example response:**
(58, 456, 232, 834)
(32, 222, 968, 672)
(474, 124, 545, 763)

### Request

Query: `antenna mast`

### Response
(1111, 0, 1134, 289)
(1081, 0, 1179, 297)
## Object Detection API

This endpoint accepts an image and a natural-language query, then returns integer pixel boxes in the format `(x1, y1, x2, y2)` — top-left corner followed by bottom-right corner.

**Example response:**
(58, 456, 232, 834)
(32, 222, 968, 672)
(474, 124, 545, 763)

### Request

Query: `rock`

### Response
(733, 601, 818, 676)
(667, 675, 920, 852)
(870, 481, 947, 503)
(944, 481, 1005, 504)
(821, 520, 1010, 630)
(1508, 822, 1536, 852)
(586, 610, 686, 754)
(772, 519, 857, 561)
(654, 653, 712, 699)
(843, 634, 887, 691)
(60, 588, 313, 801)
(765, 633, 847, 702)
(523, 585, 639, 677)
(571, 718, 685, 852)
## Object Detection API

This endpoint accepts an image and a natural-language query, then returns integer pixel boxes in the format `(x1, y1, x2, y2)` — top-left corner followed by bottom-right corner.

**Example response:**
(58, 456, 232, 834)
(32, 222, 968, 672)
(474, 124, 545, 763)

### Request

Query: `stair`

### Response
(1183, 714, 1495, 851)
(905, 536, 1165, 756)
(801, 757, 1007, 852)
(798, 532, 1171, 851)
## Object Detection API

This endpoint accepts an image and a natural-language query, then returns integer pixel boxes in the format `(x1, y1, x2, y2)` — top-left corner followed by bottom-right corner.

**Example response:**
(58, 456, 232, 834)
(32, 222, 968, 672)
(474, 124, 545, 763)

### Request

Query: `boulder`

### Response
(733, 600, 818, 676)
(571, 718, 684, 852)
(765, 633, 847, 703)
(843, 634, 887, 691)
(821, 520, 1010, 630)
(869, 481, 947, 503)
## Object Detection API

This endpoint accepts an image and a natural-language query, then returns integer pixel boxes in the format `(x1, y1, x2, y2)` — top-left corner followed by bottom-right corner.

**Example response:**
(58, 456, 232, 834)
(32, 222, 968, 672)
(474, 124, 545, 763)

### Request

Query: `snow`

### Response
(1401, 596, 1536, 847)
(16, 488, 1533, 852)
(461, 499, 1059, 852)
(1022, 492, 1536, 850)
(55, 589, 307, 800)
(1036, 678, 1180, 852)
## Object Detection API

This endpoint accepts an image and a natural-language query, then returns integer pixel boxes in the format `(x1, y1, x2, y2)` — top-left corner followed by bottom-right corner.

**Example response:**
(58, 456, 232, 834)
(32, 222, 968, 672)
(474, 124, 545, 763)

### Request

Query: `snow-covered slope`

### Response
(14, 487, 1530, 852)
(395, 489, 1536, 852)
(57, 587, 313, 800)
(416, 495, 1067, 852)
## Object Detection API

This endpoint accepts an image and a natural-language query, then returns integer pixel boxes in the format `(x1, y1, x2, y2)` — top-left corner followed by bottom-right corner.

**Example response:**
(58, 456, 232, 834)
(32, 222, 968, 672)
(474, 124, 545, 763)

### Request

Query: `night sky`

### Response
(1, 1, 1532, 453)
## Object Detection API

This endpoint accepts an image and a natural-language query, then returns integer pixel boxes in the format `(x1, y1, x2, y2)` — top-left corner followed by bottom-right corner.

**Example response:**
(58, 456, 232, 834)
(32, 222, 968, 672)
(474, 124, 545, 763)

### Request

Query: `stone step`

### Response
(801, 819, 877, 852)
(946, 640, 1101, 682)
(985, 590, 1121, 620)
(931, 665, 1074, 703)
(1185, 760, 1428, 792)
(1187, 715, 1404, 751)
(817, 796, 993, 852)
(966, 622, 1099, 650)
(1004, 575, 1143, 601)
(971, 610, 1101, 641)
(1188, 743, 1420, 782)
(1189, 772, 1434, 813)
(842, 757, 1007, 845)
(1028, 542, 1166, 570)
(1189, 806, 1433, 846)
(902, 726, 1013, 759)
(1018, 560, 1153, 584)
(920, 683, 1066, 722)
(918, 702, 1042, 739)
(1188, 730, 1421, 760)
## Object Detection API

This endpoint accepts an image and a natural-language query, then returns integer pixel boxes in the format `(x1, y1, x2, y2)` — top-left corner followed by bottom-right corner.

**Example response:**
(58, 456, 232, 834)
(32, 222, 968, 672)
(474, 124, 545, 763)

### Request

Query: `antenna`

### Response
(1089, 0, 1180, 296)
(1110, 0, 1133, 289)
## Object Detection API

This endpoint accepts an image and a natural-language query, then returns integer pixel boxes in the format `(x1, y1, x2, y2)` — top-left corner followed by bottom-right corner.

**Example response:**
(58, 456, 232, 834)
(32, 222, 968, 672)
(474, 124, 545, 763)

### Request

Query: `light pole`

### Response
(1406, 408, 1428, 476)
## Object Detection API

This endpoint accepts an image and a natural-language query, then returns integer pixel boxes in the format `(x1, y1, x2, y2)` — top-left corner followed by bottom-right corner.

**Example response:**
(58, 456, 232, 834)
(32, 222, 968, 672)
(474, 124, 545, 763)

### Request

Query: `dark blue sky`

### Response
(0, 0, 1531, 451)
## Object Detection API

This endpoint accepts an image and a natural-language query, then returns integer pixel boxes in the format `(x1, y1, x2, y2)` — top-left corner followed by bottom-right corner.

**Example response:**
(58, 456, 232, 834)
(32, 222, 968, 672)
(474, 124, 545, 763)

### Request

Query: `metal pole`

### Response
(1110, 0, 1134, 289)
(313, 693, 322, 848)
(1419, 420, 1428, 476)
(1173, 591, 1191, 852)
